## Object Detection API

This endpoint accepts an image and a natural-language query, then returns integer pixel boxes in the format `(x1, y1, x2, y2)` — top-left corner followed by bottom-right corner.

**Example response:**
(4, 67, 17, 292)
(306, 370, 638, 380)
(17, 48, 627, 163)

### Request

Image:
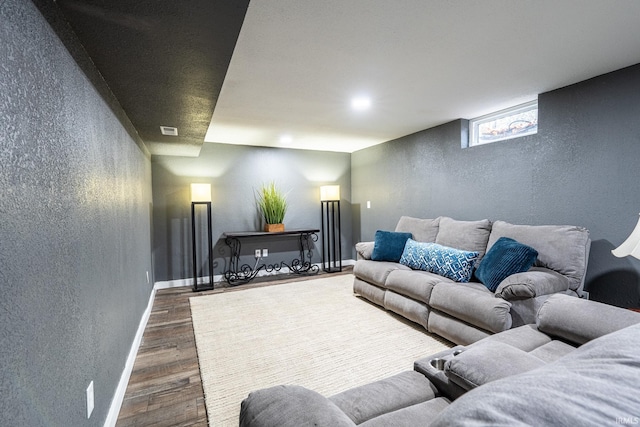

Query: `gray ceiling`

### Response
(55, 1, 640, 156)
(56, 0, 250, 156)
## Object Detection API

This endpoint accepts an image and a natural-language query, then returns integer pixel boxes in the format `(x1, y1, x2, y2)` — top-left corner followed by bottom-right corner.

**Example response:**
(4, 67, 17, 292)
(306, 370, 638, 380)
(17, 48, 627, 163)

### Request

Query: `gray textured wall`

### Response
(352, 64, 640, 308)
(152, 143, 352, 282)
(1, 1, 153, 425)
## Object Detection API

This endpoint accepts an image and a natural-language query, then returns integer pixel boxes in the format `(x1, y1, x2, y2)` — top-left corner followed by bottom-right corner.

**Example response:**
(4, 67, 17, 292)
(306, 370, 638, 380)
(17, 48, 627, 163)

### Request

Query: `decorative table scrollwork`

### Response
(223, 229, 320, 286)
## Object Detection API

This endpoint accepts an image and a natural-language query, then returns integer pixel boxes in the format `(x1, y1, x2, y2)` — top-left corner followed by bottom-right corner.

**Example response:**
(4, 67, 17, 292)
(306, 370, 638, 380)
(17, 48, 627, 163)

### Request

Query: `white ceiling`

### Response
(205, 0, 640, 153)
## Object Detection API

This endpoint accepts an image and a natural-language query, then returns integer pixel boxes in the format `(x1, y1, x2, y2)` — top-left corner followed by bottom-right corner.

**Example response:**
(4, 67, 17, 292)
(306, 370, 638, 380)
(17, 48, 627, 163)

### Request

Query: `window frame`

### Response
(469, 100, 538, 147)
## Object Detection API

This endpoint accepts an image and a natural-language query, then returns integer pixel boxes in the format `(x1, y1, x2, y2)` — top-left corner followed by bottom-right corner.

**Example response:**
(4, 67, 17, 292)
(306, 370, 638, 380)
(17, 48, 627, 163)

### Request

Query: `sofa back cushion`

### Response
(435, 217, 492, 258)
(536, 293, 640, 345)
(487, 221, 590, 292)
(395, 216, 440, 242)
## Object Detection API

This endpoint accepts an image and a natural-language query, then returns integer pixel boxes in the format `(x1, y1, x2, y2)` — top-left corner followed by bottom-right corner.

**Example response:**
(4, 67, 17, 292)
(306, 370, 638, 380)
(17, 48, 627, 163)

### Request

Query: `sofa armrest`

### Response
(536, 294, 640, 345)
(240, 385, 355, 427)
(494, 267, 570, 300)
(355, 241, 374, 260)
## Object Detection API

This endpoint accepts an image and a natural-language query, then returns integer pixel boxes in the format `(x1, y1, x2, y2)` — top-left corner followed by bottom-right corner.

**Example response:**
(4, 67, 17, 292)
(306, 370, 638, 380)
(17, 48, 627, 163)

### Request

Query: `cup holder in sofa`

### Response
(417, 347, 468, 400)
(429, 349, 465, 371)
(430, 358, 446, 370)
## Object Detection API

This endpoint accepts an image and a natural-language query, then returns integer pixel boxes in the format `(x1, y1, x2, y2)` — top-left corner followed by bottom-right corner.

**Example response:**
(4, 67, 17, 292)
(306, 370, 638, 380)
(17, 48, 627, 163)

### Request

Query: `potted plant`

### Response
(255, 182, 288, 232)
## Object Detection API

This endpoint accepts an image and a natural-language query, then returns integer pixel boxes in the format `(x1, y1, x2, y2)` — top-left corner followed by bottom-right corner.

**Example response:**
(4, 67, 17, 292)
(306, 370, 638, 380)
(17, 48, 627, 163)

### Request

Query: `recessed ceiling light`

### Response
(351, 96, 372, 111)
(279, 134, 293, 145)
(160, 126, 178, 136)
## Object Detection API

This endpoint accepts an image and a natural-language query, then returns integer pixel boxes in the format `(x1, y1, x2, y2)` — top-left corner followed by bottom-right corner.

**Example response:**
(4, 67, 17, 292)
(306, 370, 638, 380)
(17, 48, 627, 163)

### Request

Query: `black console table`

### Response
(223, 229, 320, 285)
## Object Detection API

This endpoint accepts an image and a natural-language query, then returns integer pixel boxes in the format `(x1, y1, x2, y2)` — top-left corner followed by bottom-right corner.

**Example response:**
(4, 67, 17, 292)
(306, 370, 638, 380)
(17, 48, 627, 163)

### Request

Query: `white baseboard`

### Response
(104, 286, 157, 427)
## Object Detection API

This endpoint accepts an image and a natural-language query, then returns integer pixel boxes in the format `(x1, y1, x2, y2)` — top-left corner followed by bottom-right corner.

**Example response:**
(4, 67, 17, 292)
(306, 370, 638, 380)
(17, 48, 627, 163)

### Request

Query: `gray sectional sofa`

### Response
(353, 216, 591, 344)
(239, 294, 640, 426)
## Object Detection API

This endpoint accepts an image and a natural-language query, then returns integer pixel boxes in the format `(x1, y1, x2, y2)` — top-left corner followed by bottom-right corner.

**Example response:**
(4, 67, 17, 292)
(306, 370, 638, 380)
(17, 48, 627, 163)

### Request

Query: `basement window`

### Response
(469, 100, 538, 147)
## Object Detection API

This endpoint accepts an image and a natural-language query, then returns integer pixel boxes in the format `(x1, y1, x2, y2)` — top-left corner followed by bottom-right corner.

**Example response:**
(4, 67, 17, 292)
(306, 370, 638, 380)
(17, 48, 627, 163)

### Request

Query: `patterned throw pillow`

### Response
(399, 239, 480, 282)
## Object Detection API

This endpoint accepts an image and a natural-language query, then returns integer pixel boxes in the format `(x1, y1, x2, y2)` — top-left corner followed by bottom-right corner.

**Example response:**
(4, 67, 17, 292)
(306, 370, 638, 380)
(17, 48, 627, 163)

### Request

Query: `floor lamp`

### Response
(320, 185, 342, 273)
(191, 183, 214, 292)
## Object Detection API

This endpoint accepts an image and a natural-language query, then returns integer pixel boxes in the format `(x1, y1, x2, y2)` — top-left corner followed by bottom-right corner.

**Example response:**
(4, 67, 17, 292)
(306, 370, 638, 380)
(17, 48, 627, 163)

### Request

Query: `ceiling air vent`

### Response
(160, 126, 178, 136)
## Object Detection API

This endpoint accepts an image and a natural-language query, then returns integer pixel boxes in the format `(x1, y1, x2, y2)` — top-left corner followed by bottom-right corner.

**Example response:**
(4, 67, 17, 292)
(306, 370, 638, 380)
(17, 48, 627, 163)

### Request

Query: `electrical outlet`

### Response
(86, 381, 94, 419)
(254, 249, 262, 258)
(262, 248, 269, 257)
(367, 201, 371, 209)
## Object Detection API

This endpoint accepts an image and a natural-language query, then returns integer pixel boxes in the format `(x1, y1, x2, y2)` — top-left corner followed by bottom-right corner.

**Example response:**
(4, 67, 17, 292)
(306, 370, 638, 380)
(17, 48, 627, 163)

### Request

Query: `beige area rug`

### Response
(189, 274, 452, 426)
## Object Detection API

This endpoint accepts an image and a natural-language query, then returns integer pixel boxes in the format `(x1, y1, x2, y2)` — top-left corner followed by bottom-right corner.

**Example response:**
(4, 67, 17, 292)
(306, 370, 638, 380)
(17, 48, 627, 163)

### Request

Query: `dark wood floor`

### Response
(116, 268, 352, 426)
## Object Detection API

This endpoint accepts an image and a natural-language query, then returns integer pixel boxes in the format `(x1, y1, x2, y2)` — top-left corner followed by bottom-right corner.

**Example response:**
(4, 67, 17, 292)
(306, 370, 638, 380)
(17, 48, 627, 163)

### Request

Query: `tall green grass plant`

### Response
(256, 182, 288, 224)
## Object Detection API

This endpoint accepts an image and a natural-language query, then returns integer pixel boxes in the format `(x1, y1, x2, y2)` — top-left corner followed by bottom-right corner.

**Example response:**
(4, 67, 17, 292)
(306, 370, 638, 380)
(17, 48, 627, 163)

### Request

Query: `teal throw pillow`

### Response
(399, 239, 480, 282)
(371, 230, 413, 262)
(476, 237, 538, 292)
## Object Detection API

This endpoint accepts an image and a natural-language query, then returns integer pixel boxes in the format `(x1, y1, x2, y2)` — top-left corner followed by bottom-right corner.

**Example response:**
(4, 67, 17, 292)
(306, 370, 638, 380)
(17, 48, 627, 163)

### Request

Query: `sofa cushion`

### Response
(385, 269, 451, 304)
(427, 311, 492, 345)
(329, 370, 437, 425)
(528, 340, 575, 363)
(475, 237, 538, 292)
(239, 385, 355, 427)
(383, 291, 430, 329)
(359, 398, 451, 427)
(399, 239, 479, 282)
(395, 216, 440, 242)
(471, 324, 552, 352)
(435, 217, 492, 258)
(487, 221, 590, 292)
(353, 260, 409, 287)
(444, 341, 545, 390)
(429, 283, 512, 333)
(371, 230, 413, 262)
(494, 267, 570, 300)
(431, 322, 640, 427)
(353, 277, 386, 306)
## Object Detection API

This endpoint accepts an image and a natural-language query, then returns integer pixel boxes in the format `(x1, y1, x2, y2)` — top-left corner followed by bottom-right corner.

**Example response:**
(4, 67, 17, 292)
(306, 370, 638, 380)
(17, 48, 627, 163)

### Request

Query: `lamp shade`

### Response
(320, 185, 340, 201)
(190, 183, 211, 202)
(612, 213, 640, 259)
